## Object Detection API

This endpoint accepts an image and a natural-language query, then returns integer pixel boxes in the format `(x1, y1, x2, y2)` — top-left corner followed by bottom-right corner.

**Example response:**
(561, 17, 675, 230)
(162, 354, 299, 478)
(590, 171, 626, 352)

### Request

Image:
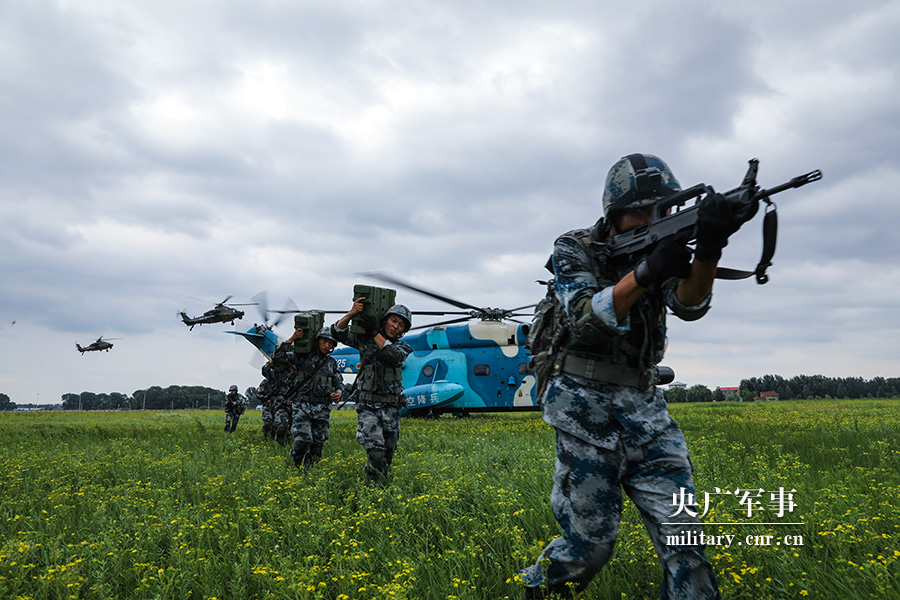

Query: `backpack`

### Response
(526, 228, 600, 403)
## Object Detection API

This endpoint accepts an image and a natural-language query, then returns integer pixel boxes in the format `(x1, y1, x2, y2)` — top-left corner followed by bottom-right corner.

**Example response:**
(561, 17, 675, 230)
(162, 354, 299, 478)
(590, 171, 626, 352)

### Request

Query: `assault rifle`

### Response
(606, 159, 822, 284)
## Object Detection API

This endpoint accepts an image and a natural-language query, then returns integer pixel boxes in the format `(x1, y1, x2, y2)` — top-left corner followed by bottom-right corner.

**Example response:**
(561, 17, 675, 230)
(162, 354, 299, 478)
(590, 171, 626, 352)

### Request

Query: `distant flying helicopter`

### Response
(75, 337, 121, 354)
(180, 296, 257, 330)
(227, 274, 541, 416)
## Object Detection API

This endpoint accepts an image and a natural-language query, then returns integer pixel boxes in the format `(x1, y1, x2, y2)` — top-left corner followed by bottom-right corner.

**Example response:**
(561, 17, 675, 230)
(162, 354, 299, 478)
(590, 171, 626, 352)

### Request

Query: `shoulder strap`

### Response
(285, 354, 330, 398)
(714, 201, 778, 284)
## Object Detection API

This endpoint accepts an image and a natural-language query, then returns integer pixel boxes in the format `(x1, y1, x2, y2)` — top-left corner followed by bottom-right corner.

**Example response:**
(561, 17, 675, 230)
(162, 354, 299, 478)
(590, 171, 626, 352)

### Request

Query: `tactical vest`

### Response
(538, 222, 668, 390)
(356, 361, 404, 405)
(293, 354, 339, 404)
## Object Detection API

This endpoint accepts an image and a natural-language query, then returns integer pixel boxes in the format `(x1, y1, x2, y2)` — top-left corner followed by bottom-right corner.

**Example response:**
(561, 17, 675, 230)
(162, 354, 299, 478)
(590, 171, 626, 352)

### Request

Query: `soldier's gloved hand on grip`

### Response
(696, 192, 754, 262)
(357, 314, 378, 338)
(633, 237, 692, 288)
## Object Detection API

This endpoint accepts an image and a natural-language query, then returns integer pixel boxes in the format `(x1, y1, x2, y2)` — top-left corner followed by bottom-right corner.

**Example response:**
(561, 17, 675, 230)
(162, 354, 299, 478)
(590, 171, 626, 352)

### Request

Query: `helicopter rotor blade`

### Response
(271, 297, 300, 329)
(408, 315, 475, 331)
(509, 304, 537, 313)
(249, 350, 267, 370)
(270, 309, 346, 315)
(359, 271, 481, 312)
(221, 295, 234, 305)
(252, 291, 270, 323)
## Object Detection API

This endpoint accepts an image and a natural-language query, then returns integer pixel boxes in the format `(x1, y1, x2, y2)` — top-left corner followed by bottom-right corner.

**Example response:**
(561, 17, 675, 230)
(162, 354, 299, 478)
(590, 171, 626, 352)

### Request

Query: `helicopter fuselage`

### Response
(76, 340, 114, 354)
(181, 307, 245, 329)
(332, 320, 537, 415)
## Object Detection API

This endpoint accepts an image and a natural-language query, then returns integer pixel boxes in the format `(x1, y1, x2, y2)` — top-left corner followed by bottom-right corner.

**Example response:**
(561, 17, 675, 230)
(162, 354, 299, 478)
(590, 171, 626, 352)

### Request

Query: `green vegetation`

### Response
(1, 400, 898, 599)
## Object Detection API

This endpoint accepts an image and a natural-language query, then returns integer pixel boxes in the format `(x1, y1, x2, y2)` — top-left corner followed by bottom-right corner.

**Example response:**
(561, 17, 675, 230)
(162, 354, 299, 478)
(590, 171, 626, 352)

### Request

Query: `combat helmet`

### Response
(602, 153, 681, 223)
(382, 304, 412, 334)
(315, 327, 337, 344)
(229, 385, 238, 392)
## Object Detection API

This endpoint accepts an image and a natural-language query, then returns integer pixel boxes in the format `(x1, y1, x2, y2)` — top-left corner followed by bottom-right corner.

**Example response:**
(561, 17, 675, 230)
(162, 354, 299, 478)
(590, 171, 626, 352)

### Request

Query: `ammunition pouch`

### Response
(561, 354, 657, 390)
(357, 363, 404, 405)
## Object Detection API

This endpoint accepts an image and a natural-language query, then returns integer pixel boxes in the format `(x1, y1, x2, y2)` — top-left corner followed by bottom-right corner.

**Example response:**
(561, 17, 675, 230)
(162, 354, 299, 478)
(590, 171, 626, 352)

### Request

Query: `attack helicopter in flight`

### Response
(180, 296, 257, 330)
(75, 337, 121, 354)
(227, 274, 540, 416)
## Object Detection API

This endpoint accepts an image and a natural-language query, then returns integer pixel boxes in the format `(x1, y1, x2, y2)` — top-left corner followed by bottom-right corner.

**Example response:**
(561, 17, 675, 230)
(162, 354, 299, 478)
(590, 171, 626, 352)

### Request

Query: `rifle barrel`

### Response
(755, 169, 823, 200)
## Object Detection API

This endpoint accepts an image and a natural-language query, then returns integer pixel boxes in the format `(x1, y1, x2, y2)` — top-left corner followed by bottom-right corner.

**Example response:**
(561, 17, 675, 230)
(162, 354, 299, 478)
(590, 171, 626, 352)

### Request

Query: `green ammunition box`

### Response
(350, 284, 397, 335)
(292, 310, 325, 354)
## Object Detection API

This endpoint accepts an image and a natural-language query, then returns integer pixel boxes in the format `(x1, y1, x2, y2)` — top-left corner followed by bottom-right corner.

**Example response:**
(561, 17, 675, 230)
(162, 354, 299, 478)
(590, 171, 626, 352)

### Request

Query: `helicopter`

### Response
(227, 274, 541, 416)
(75, 337, 121, 354)
(180, 296, 258, 330)
(224, 291, 343, 367)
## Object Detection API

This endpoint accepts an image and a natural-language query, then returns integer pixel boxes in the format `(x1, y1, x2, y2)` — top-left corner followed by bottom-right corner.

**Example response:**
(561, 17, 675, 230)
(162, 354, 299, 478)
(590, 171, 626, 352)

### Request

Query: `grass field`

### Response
(1, 399, 898, 599)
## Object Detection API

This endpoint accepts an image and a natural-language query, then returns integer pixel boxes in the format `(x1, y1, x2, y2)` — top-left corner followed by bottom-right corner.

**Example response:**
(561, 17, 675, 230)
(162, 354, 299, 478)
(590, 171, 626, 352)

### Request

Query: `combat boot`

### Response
(365, 449, 387, 485)
(304, 444, 324, 466)
(291, 441, 310, 468)
(522, 585, 578, 600)
(276, 428, 289, 447)
(384, 444, 396, 475)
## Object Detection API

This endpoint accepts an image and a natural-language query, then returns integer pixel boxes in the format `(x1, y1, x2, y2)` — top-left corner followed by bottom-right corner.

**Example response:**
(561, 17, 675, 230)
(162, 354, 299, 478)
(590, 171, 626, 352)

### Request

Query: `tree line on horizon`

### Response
(664, 374, 900, 403)
(0, 385, 259, 411)
(2, 374, 899, 411)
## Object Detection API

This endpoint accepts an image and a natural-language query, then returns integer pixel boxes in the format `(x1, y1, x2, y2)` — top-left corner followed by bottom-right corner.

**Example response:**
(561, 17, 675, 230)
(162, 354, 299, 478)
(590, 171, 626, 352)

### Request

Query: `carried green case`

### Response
(292, 310, 325, 354)
(350, 284, 396, 335)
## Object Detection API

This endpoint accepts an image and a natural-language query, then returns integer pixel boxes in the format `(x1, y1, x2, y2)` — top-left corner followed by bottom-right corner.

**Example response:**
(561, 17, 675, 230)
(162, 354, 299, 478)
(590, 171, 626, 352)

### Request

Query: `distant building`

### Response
(719, 387, 740, 400)
(753, 391, 779, 401)
(669, 381, 687, 389)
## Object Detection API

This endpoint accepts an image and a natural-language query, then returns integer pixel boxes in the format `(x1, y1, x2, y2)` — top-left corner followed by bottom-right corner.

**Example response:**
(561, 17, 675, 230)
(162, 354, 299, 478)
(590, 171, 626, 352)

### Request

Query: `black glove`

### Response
(633, 237, 692, 288)
(695, 192, 756, 261)
(357, 313, 378, 337)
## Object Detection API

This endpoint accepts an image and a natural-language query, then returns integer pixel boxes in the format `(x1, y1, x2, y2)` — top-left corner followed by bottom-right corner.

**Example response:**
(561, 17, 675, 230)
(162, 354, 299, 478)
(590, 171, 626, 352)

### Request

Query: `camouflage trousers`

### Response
(273, 403, 292, 445)
(356, 402, 401, 456)
(260, 403, 275, 439)
(224, 409, 242, 432)
(522, 423, 720, 599)
(291, 401, 332, 446)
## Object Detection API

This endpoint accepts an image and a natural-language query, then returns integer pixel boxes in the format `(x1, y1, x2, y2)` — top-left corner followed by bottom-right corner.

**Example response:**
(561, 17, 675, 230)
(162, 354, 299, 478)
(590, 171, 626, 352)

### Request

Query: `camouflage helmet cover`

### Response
(382, 304, 412, 332)
(602, 153, 681, 221)
(229, 385, 238, 392)
(315, 327, 337, 344)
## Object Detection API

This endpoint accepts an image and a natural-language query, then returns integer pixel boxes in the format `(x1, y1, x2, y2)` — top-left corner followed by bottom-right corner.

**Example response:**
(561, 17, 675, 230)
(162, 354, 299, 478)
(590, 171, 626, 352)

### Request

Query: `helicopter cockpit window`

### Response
(474, 364, 490, 376)
(422, 365, 435, 378)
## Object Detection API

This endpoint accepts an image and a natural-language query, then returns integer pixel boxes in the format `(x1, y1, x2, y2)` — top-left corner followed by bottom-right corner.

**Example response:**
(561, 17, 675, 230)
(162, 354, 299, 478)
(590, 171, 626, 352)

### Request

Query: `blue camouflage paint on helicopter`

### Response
(227, 319, 538, 415)
(331, 319, 538, 415)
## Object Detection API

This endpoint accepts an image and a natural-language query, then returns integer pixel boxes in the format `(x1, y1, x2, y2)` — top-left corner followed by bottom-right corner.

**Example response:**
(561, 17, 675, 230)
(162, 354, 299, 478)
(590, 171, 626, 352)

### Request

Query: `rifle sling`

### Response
(286, 354, 330, 400)
(714, 203, 777, 285)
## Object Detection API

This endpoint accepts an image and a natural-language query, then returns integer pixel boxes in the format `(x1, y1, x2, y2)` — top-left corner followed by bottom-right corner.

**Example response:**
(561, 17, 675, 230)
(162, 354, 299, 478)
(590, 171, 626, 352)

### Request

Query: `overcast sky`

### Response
(2, 0, 898, 405)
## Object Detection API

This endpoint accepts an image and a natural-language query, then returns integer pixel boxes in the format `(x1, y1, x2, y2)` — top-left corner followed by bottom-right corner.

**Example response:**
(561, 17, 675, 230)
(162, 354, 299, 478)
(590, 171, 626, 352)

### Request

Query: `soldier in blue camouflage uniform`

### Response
(266, 342, 297, 446)
(332, 299, 412, 484)
(288, 327, 345, 467)
(224, 385, 246, 433)
(521, 154, 745, 599)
